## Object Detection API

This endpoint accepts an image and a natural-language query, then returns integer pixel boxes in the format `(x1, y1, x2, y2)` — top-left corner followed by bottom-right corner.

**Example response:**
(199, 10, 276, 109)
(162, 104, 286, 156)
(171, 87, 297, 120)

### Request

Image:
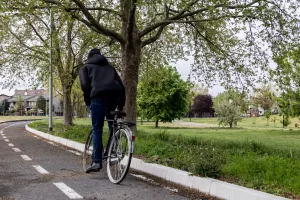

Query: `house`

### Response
(6, 89, 62, 115)
(0, 94, 10, 102)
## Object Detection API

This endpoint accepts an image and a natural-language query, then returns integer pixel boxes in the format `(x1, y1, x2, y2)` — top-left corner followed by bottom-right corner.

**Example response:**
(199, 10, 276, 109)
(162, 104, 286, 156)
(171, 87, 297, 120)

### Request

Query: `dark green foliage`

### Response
(192, 94, 214, 117)
(138, 66, 189, 127)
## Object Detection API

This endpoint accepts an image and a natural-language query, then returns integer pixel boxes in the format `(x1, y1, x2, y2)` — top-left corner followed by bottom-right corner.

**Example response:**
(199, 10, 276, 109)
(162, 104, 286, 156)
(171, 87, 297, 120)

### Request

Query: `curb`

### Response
(0, 119, 40, 124)
(25, 123, 289, 200)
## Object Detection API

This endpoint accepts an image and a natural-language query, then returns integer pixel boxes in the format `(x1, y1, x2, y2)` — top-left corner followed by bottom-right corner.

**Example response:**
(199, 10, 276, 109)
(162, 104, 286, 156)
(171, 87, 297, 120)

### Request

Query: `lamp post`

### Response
(49, 8, 53, 132)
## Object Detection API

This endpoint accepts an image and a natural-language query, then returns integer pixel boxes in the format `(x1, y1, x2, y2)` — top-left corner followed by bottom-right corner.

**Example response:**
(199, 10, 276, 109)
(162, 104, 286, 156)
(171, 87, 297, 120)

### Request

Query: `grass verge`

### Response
(29, 119, 300, 199)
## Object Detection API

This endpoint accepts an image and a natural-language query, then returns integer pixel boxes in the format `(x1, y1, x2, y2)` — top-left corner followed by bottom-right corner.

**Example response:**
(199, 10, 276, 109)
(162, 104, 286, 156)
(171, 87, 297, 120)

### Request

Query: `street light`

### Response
(49, 7, 53, 132)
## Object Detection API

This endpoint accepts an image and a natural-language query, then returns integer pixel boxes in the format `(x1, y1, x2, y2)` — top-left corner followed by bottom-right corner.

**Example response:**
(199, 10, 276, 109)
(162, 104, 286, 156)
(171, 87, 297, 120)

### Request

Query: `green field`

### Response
(0, 116, 49, 122)
(29, 118, 300, 199)
(183, 115, 300, 129)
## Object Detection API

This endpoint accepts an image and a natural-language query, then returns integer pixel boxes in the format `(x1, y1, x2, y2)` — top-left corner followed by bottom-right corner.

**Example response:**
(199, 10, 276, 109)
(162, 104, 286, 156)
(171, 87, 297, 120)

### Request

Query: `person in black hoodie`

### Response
(79, 48, 125, 173)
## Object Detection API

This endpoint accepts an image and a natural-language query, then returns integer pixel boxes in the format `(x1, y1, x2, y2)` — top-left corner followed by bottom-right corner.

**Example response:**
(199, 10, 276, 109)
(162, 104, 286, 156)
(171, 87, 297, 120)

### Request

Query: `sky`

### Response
(174, 58, 224, 97)
(0, 58, 224, 97)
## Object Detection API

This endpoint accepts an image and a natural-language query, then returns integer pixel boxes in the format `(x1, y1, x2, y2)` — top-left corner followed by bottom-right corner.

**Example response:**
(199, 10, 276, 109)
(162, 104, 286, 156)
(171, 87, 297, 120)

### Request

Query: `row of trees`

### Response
(135, 63, 281, 128)
(0, 0, 299, 129)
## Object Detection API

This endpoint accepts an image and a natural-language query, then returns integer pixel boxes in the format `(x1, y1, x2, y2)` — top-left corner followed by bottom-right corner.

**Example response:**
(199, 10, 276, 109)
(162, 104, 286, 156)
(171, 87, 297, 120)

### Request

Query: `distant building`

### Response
(5, 89, 62, 115)
(0, 94, 10, 102)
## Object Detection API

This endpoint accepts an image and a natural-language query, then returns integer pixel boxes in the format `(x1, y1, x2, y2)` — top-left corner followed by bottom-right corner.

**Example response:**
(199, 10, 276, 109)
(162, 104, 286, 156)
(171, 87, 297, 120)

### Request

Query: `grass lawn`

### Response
(182, 115, 300, 129)
(0, 116, 51, 121)
(29, 118, 300, 199)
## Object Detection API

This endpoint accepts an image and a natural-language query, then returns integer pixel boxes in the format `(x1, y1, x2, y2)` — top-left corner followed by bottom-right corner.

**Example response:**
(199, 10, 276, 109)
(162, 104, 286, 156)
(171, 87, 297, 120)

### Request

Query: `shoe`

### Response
(85, 162, 102, 173)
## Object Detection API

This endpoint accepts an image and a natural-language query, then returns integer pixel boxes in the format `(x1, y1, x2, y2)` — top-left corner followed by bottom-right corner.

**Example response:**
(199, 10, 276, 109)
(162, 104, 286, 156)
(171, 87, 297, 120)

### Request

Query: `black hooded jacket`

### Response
(79, 53, 125, 109)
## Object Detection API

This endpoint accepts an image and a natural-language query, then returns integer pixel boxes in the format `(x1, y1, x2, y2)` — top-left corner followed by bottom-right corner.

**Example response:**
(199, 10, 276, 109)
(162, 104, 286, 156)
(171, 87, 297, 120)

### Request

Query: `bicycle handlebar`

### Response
(110, 111, 126, 118)
(109, 111, 136, 127)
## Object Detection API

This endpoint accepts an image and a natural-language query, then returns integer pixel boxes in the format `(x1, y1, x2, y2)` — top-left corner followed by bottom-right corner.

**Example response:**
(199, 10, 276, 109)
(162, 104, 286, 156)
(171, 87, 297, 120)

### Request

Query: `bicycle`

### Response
(82, 111, 136, 184)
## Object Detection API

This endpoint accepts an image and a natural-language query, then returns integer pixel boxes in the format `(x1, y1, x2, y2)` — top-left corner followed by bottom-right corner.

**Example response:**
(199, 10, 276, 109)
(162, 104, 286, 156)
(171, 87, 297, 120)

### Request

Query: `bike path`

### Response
(0, 122, 188, 200)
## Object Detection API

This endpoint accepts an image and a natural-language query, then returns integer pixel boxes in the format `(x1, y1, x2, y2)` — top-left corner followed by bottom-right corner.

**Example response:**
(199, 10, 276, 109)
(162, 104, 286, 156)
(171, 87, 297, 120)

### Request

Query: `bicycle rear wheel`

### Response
(83, 130, 93, 171)
(107, 128, 132, 184)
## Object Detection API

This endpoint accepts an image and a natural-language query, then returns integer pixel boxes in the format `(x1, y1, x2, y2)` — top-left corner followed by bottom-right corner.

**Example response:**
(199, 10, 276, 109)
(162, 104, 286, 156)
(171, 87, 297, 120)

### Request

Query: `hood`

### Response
(86, 54, 108, 66)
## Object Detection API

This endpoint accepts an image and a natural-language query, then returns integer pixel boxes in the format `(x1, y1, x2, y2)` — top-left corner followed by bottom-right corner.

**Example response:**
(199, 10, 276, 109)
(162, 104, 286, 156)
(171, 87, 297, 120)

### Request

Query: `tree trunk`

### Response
(121, 36, 141, 127)
(155, 120, 159, 128)
(229, 122, 233, 128)
(63, 85, 73, 125)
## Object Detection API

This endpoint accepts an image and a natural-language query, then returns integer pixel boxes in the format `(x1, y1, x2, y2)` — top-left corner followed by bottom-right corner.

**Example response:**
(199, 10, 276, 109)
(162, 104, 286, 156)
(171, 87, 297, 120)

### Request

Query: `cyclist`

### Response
(79, 48, 125, 173)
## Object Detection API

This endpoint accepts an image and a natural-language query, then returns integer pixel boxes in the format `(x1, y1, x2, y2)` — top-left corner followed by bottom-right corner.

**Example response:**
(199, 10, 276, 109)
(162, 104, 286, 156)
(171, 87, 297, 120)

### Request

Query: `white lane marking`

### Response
(68, 150, 81, 156)
(3, 136, 7, 139)
(4, 139, 9, 142)
(12, 148, 21, 152)
(53, 183, 83, 199)
(8, 143, 14, 147)
(32, 165, 49, 174)
(21, 155, 32, 161)
(0, 130, 3, 134)
(0, 133, 4, 136)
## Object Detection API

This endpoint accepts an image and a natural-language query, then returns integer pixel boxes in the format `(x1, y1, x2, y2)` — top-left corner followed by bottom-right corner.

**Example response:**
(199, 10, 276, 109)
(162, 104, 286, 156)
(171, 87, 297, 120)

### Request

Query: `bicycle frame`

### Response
(103, 117, 135, 159)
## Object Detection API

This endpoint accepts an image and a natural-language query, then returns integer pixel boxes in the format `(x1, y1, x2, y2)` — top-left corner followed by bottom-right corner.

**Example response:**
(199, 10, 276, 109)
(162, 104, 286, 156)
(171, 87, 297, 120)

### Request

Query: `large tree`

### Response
(137, 66, 189, 128)
(0, 7, 109, 125)
(1, 0, 299, 125)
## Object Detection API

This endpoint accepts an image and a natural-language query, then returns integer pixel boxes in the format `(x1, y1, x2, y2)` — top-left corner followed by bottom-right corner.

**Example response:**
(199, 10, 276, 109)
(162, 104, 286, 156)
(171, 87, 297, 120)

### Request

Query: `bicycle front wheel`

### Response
(107, 128, 132, 184)
(83, 130, 93, 171)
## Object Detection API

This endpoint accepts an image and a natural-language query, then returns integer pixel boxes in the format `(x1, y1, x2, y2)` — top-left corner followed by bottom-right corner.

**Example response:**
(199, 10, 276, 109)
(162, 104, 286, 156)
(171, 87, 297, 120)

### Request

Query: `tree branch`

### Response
(66, 7, 120, 16)
(126, 0, 137, 41)
(41, 0, 125, 43)
(27, 22, 46, 44)
(7, 27, 48, 57)
(1, 49, 48, 62)
(141, 24, 169, 47)
(179, 0, 261, 19)
(69, 0, 124, 44)
(66, 20, 74, 74)
(162, 15, 256, 23)
(139, 0, 200, 37)
(139, 0, 261, 38)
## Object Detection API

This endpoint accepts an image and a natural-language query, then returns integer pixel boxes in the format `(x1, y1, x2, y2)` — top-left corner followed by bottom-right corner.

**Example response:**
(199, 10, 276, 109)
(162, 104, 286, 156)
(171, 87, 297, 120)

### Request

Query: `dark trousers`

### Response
(90, 95, 118, 163)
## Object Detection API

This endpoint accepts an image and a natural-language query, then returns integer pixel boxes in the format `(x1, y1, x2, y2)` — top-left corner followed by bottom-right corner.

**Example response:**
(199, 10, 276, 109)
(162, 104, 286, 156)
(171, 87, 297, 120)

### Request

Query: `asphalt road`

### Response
(0, 122, 190, 200)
